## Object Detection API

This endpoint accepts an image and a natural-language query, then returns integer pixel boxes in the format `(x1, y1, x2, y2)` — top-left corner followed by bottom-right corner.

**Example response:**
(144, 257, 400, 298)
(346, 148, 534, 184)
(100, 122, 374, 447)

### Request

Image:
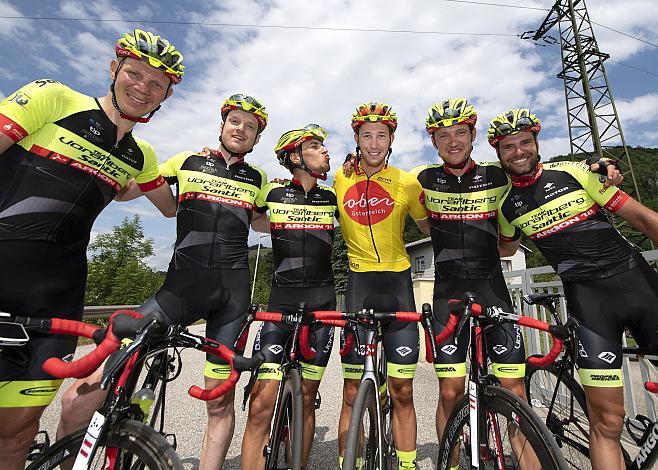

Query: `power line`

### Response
(608, 59, 658, 78)
(591, 22, 658, 48)
(0, 15, 517, 37)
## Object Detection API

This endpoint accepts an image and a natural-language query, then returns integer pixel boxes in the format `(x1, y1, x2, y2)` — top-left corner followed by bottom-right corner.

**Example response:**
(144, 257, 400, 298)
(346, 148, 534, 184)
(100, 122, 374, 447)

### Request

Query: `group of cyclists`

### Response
(0, 27, 657, 470)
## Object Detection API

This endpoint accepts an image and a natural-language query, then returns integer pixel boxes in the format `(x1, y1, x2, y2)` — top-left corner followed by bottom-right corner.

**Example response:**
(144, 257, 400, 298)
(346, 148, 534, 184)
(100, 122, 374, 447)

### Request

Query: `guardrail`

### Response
(82, 305, 139, 322)
(504, 249, 658, 420)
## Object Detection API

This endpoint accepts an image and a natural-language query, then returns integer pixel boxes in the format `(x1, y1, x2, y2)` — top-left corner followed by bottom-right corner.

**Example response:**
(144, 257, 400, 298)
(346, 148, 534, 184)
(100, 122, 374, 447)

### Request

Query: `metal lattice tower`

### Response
(524, 0, 650, 247)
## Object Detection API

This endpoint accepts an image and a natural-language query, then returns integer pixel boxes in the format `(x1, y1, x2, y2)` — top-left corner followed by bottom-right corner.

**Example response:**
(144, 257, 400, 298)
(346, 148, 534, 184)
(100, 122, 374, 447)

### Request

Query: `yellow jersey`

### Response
(334, 164, 426, 272)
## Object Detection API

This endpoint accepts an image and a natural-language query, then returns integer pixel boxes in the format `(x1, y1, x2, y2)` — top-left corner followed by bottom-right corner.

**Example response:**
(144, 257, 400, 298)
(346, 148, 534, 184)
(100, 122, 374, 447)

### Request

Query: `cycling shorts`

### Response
(0, 241, 86, 407)
(563, 262, 658, 387)
(253, 285, 336, 381)
(432, 276, 526, 379)
(137, 268, 250, 380)
(340, 269, 420, 380)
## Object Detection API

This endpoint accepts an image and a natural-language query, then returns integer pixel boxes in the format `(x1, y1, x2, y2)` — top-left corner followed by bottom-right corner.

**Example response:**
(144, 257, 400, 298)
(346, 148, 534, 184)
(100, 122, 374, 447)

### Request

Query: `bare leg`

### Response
(584, 385, 625, 470)
(199, 376, 236, 470)
(0, 406, 45, 470)
(301, 378, 321, 465)
(240, 379, 278, 470)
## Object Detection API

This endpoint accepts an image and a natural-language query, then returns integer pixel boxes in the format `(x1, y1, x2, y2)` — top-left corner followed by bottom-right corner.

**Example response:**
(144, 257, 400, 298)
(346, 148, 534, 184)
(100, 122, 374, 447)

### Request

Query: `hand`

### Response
(271, 177, 290, 184)
(199, 146, 216, 157)
(342, 153, 357, 177)
(590, 158, 623, 188)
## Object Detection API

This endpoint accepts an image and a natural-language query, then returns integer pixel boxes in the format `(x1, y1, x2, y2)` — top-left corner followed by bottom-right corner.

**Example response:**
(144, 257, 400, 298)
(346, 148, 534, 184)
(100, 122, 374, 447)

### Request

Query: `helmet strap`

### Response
(288, 149, 327, 181)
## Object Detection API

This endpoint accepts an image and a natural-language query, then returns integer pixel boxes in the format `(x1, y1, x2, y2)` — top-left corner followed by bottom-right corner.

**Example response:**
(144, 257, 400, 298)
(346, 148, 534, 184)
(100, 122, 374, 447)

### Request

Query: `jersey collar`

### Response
(443, 158, 476, 176)
(510, 163, 543, 188)
(213, 150, 244, 166)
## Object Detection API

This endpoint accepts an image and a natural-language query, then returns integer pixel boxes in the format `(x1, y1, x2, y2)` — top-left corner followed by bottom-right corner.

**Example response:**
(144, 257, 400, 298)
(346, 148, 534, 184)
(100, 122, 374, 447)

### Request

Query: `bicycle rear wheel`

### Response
(27, 419, 182, 470)
(526, 360, 592, 468)
(437, 385, 568, 470)
(344, 378, 386, 470)
(266, 368, 303, 470)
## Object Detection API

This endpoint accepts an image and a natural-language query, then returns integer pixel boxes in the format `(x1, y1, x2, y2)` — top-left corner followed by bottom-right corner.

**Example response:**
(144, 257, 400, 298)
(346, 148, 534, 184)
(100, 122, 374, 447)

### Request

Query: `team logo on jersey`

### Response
(342, 180, 394, 225)
(441, 344, 457, 356)
(598, 351, 617, 364)
(473, 174, 483, 182)
(544, 182, 555, 190)
(268, 344, 284, 355)
(396, 346, 413, 357)
(8, 92, 30, 106)
(492, 345, 508, 355)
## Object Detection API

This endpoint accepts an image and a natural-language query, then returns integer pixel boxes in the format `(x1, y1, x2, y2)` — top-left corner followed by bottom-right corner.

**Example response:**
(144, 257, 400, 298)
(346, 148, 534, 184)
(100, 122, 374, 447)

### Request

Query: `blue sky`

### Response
(1, 0, 656, 269)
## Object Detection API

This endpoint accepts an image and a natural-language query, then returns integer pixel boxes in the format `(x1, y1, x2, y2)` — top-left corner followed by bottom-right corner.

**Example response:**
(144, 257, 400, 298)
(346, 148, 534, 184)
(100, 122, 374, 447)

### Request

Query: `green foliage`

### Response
(403, 214, 426, 244)
(332, 228, 349, 295)
(249, 247, 273, 305)
(85, 215, 164, 305)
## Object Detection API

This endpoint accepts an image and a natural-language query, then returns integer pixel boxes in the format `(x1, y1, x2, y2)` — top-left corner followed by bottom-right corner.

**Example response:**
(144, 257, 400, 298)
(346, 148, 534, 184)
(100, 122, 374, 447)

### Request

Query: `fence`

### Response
(505, 249, 658, 420)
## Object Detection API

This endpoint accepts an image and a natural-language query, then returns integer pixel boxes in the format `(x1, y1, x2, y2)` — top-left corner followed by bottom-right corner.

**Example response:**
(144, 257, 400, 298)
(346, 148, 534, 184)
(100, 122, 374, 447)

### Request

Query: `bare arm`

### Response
(498, 237, 520, 258)
(251, 211, 270, 233)
(143, 184, 177, 218)
(0, 134, 14, 155)
(415, 217, 430, 235)
(114, 179, 144, 202)
(615, 197, 658, 244)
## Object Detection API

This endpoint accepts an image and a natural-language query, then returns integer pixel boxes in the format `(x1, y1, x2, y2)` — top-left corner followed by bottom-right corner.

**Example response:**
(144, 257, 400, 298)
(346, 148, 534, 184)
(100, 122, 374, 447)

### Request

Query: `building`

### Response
(405, 237, 530, 312)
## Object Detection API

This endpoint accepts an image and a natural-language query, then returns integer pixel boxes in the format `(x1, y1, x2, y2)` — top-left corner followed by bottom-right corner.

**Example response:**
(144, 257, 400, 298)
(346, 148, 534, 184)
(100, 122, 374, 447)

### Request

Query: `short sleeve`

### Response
(567, 163, 630, 213)
(133, 137, 165, 192)
(406, 175, 427, 221)
(0, 79, 73, 142)
(255, 182, 273, 213)
(498, 206, 521, 242)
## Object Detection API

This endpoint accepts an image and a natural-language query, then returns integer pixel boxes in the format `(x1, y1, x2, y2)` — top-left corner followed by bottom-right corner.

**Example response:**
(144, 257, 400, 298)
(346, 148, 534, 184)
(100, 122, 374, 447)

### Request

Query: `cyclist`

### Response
(335, 102, 429, 470)
(241, 124, 338, 469)
(0, 29, 183, 469)
(493, 108, 658, 469)
(410, 99, 531, 467)
(56, 94, 269, 470)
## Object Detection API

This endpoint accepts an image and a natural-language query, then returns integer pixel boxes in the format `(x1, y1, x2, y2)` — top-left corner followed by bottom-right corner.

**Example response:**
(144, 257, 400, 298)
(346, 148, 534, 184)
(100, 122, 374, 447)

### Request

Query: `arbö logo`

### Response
(342, 180, 394, 225)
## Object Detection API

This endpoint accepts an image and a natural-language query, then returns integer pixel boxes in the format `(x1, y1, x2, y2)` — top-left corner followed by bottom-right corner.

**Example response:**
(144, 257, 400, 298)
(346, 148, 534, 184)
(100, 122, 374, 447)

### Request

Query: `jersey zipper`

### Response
(364, 176, 381, 264)
(457, 175, 469, 278)
(302, 188, 308, 287)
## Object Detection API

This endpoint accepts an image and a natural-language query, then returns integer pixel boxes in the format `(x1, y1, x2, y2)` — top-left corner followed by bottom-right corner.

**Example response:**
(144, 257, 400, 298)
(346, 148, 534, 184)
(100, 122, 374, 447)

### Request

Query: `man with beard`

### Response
(241, 124, 338, 469)
(493, 108, 658, 469)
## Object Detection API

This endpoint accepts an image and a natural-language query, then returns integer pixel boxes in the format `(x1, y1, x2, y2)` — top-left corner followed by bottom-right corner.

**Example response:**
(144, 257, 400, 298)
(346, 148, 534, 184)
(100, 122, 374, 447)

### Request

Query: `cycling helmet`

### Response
(221, 94, 268, 132)
(275, 124, 326, 159)
(351, 102, 397, 133)
(488, 108, 541, 147)
(425, 98, 477, 134)
(116, 29, 184, 84)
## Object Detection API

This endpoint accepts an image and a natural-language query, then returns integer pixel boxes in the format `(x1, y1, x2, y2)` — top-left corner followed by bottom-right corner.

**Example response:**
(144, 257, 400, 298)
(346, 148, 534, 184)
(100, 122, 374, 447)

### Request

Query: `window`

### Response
(501, 259, 512, 272)
(414, 256, 425, 274)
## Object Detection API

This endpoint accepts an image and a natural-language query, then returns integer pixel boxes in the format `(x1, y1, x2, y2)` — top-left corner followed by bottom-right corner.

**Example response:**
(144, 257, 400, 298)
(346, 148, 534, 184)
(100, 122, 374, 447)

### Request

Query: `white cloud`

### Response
(0, 0, 30, 38)
(617, 93, 658, 125)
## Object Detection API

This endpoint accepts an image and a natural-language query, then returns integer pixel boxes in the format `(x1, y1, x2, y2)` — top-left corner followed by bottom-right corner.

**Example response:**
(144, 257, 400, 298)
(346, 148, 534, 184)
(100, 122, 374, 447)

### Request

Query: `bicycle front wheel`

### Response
(344, 378, 386, 470)
(266, 368, 303, 470)
(526, 360, 592, 468)
(437, 385, 568, 470)
(27, 419, 182, 470)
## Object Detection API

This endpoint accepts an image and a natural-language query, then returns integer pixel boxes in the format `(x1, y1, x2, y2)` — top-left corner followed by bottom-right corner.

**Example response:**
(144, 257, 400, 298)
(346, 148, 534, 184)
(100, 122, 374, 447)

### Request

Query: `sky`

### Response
(1, 0, 656, 270)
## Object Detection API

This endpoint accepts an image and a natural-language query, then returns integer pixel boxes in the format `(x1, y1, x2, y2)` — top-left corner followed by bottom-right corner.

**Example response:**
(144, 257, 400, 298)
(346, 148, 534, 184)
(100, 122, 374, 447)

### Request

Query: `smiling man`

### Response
(0, 29, 183, 469)
(334, 102, 429, 470)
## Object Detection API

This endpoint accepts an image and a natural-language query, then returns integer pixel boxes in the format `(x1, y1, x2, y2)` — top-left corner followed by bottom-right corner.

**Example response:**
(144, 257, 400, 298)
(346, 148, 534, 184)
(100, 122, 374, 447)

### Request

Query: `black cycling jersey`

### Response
(499, 162, 641, 281)
(0, 80, 164, 253)
(255, 179, 338, 287)
(160, 150, 267, 269)
(411, 160, 511, 279)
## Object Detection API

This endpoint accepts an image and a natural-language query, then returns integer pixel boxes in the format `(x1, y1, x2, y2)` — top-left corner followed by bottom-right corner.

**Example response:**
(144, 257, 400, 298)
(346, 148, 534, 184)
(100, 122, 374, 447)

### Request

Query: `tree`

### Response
(85, 215, 165, 305)
(403, 214, 426, 244)
(332, 228, 349, 295)
(249, 247, 273, 305)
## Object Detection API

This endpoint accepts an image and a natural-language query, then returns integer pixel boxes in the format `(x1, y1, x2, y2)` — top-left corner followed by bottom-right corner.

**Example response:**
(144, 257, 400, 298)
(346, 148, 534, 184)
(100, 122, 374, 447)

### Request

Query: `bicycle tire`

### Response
(526, 360, 592, 468)
(266, 368, 303, 470)
(27, 419, 182, 470)
(437, 385, 568, 470)
(344, 379, 386, 470)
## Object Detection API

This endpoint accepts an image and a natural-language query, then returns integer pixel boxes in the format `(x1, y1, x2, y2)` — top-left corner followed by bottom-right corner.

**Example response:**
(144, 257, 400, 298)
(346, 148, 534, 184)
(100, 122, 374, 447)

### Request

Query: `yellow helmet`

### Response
(115, 29, 184, 84)
(426, 98, 477, 134)
(351, 102, 397, 133)
(488, 108, 541, 147)
(221, 94, 268, 131)
(275, 124, 327, 159)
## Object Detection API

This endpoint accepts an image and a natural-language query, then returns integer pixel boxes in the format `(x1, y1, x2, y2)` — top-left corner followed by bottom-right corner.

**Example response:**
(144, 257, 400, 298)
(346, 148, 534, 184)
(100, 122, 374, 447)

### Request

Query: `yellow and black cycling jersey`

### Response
(334, 164, 426, 272)
(498, 161, 640, 281)
(255, 179, 338, 287)
(160, 150, 266, 270)
(411, 160, 510, 279)
(0, 79, 164, 253)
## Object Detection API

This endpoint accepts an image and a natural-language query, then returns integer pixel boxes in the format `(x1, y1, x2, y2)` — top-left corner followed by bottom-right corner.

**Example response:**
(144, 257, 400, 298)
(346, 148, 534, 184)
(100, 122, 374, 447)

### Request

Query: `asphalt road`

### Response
(39, 323, 441, 469)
